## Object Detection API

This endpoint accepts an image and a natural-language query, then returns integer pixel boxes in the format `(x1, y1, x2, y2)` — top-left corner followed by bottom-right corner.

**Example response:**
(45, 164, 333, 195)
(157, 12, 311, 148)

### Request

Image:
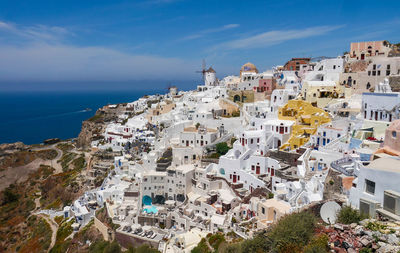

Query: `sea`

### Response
(0, 90, 164, 145)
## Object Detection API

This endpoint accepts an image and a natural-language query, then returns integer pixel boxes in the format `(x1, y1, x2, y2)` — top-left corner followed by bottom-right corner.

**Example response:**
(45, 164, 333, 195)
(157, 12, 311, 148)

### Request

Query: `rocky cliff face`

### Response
(76, 105, 126, 149)
(76, 120, 105, 149)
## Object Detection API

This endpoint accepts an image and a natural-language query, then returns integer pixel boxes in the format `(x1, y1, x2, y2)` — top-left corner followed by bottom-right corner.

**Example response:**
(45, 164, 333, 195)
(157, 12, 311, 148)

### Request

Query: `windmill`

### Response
(166, 82, 173, 92)
(196, 59, 207, 82)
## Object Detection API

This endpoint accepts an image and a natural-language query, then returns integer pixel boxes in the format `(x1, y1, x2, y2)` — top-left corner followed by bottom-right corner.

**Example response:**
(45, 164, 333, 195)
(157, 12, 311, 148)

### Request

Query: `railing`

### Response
(330, 157, 354, 176)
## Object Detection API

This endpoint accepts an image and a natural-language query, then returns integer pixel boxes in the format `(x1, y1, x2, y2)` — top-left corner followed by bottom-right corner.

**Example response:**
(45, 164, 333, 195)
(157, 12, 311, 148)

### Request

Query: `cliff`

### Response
(76, 104, 127, 149)
(76, 120, 105, 149)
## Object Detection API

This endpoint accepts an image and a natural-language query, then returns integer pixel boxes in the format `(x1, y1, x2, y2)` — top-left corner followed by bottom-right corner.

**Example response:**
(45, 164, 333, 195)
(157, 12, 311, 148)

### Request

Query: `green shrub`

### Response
(216, 142, 230, 156)
(88, 114, 103, 122)
(268, 211, 316, 251)
(336, 205, 366, 224)
(231, 110, 240, 117)
(2, 184, 20, 205)
(208, 153, 220, 159)
(304, 234, 329, 253)
(208, 233, 225, 250)
(191, 238, 210, 253)
(365, 221, 387, 231)
(72, 156, 86, 171)
(241, 233, 272, 252)
(89, 240, 122, 253)
(126, 244, 159, 253)
(359, 248, 373, 253)
(55, 218, 74, 242)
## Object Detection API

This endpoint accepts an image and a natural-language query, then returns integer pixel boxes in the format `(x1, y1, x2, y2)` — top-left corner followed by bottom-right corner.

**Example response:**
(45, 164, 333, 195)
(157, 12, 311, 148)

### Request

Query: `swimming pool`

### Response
(144, 205, 158, 214)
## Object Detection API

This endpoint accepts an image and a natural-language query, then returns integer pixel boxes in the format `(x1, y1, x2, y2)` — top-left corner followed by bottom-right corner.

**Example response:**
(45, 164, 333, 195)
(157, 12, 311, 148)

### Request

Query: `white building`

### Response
(349, 157, 400, 220)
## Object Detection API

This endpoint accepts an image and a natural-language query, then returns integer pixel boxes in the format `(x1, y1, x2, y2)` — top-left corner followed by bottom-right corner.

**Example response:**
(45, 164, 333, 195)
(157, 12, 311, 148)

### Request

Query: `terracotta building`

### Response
(283, 58, 311, 71)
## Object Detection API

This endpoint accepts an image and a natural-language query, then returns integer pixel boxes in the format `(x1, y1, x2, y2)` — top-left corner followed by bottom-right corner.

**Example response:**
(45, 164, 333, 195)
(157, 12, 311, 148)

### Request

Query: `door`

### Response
(186, 140, 189, 146)
(233, 175, 237, 183)
(256, 166, 260, 174)
(271, 169, 275, 177)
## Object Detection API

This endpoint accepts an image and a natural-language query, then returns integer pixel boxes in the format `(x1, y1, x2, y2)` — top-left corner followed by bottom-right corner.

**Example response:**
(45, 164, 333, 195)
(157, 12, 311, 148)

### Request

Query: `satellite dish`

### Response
(320, 201, 341, 224)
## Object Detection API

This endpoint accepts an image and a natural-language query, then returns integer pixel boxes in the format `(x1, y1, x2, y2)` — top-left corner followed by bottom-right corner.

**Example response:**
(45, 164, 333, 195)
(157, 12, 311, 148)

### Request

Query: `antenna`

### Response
(320, 201, 341, 224)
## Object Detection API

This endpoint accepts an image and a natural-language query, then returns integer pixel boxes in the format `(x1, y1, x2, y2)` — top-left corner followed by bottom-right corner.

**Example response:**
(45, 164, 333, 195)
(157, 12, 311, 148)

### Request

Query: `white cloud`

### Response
(0, 20, 72, 43)
(0, 43, 198, 81)
(180, 24, 240, 41)
(211, 25, 343, 50)
(0, 20, 198, 81)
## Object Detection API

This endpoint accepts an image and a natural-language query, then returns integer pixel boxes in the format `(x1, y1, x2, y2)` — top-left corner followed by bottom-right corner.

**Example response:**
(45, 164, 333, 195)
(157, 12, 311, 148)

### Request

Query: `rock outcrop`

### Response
(76, 120, 104, 149)
(76, 104, 127, 149)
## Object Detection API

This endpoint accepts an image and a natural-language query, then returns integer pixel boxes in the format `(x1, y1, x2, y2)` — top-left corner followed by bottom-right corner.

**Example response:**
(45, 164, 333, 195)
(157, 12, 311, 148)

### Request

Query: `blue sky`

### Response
(0, 0, 399, 90)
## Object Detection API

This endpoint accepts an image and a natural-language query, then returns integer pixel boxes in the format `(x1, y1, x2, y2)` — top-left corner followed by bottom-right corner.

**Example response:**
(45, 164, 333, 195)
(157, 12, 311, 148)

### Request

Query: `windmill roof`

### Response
(206, 67, 216, 73)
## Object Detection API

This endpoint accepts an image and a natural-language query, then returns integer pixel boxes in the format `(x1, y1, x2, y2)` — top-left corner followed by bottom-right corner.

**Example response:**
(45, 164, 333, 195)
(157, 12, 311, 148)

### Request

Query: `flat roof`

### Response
(367, 157, 400, 173)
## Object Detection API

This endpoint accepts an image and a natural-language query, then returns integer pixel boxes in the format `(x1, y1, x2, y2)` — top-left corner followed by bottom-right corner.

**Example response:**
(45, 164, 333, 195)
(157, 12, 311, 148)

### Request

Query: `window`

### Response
(365, 179, 375, 195)
(261, 207, 265, 214)
(392, 131, 397, 138)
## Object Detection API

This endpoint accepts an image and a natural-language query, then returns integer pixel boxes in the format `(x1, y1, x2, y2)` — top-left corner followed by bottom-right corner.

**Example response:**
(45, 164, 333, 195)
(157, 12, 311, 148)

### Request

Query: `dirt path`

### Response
(36, 213, 58, 252)
(0, 144, 64, 191)
(31, 144, 63, 173)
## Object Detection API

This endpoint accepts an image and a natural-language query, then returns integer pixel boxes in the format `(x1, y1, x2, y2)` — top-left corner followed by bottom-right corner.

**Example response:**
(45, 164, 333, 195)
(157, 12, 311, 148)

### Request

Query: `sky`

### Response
(0, 0, 400, 91)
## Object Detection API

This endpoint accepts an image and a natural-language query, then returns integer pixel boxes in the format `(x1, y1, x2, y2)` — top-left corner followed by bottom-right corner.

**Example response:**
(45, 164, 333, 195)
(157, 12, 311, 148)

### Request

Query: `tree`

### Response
(216, 142, 230, 156)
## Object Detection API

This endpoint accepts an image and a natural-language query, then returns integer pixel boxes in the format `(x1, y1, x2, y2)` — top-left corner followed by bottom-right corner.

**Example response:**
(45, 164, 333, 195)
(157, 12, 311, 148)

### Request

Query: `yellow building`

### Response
(300, 80, 349, 108)
(278, 100, 331, 150)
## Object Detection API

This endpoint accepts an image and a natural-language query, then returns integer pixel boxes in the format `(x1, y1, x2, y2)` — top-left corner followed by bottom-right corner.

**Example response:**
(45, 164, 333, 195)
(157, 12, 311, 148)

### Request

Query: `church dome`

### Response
(240, 62, 258, 77)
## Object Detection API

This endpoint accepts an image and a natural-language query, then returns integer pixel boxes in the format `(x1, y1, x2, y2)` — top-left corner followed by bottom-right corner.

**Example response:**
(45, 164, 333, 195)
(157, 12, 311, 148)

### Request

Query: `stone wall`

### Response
(115, 231, 159, 249)
(94, 216, 113, 241)
(389, 76, 400, 92)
